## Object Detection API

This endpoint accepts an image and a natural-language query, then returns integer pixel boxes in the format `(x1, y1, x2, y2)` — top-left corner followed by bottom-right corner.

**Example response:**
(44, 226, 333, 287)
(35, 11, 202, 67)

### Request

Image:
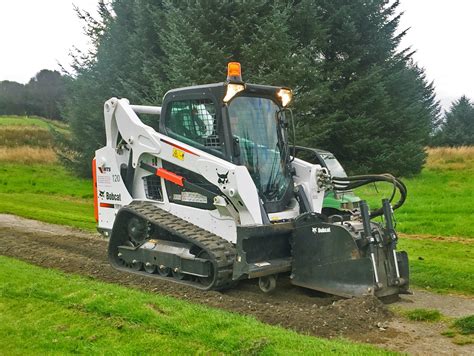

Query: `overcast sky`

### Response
(0, 1, 472, 110)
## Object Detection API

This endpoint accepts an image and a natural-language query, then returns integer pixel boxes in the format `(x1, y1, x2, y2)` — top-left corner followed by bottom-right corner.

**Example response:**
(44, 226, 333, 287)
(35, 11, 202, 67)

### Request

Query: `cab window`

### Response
(166, 99, 221, 152)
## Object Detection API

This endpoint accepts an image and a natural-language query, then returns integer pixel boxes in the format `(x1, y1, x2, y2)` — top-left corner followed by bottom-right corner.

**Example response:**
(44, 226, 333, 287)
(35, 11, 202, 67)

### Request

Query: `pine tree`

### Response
(291, 0, 439, 176)
(61, 0, 168, 176)
(434, 96, 474, 146)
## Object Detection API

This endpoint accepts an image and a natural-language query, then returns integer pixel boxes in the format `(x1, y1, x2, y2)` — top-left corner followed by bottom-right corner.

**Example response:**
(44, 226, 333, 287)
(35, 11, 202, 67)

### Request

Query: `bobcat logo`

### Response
(217, 171, 229, 185)
(99, 190, 105, 198)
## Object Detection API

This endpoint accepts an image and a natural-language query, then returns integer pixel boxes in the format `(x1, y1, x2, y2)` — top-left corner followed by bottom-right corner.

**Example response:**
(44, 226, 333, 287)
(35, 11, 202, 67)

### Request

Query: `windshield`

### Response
(320, 153, 347, 177)
(228, 96, 292, 203)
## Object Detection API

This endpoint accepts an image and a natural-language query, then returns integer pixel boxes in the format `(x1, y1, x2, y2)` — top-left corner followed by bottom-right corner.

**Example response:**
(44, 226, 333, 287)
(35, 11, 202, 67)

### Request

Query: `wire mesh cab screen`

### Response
(166, 99, 221, 151)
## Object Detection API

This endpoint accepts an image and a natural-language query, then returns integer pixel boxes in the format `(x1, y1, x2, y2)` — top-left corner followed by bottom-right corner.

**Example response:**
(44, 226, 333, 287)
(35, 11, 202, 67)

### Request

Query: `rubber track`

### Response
(110, 201, 236, 290)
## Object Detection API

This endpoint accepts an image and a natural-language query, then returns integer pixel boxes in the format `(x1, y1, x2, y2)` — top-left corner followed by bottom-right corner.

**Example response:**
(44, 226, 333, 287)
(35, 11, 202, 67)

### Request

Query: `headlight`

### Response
(277, 88, 292, 107)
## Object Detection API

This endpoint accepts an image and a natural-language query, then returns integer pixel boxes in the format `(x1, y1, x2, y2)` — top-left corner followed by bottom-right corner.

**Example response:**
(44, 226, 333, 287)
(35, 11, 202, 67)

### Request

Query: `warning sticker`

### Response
(172, 148, 184, 161)
(182, 191, 207, 204)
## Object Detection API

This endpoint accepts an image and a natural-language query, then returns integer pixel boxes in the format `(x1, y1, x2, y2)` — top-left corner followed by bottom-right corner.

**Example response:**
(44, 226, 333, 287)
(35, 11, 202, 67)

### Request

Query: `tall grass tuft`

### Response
(426, 146, 474, 171)
(404, 308, 442, 322)
(0, 126, 54, 147)
(0, 146, 57, 164)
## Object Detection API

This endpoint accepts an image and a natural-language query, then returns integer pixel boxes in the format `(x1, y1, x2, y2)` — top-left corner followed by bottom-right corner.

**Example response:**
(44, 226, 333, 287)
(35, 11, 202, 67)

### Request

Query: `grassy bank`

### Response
(0, 115, 68, 130)
(0, 116, 95, 230)
(398, 237, 473, 294)
(356, 147, 474, 238)
(0, 163, 95, 231)
(0, 256, 391, 355)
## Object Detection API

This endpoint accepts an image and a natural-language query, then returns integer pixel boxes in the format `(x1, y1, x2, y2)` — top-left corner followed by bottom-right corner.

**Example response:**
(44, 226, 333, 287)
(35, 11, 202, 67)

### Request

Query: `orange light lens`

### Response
(227, 62, 241, 78)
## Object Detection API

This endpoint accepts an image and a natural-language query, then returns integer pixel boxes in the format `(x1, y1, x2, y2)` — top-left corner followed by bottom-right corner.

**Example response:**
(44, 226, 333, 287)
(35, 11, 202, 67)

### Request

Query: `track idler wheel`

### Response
(197, 250, 214, 288)
(258, 275, 277, 293)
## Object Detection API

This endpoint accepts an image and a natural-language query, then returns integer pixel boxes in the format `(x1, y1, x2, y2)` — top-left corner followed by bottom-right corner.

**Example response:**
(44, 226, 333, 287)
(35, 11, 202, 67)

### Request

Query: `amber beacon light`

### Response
(224, 62, 245, 102)
(227, 62, 243, 83)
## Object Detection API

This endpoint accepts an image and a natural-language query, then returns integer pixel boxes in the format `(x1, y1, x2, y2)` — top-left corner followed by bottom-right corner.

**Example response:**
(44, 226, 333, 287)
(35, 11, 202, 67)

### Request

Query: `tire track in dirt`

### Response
(1, 214, 473, 354)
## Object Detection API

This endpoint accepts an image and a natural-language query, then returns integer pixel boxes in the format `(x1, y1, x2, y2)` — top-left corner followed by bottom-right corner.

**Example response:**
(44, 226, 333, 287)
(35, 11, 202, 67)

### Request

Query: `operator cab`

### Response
(159, 63, 295, 214)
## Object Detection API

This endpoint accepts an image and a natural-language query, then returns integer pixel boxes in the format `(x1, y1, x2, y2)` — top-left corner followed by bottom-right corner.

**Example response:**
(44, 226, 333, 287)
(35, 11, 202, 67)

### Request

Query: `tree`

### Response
(0, 71, 66, 119)
(0, 81, 26, 115)
(433, 96, 474, 146)
(27, 70, 66, 119)
(291, 0, 439, 176)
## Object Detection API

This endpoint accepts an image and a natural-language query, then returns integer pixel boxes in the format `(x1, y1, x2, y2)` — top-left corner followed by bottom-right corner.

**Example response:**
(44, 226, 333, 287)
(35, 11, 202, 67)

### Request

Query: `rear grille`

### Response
(143, 175, 162, 201)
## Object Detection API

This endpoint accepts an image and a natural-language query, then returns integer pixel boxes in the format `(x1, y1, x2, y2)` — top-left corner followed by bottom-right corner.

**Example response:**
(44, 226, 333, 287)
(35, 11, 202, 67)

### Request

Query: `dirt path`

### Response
(1, 214, 472, 355)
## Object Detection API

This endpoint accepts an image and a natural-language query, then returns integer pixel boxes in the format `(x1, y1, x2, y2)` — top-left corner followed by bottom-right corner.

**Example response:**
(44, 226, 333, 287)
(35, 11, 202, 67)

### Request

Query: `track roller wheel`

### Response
(144, 263, 156, 274)
(131, 260, 143, 271)
(172, 268, 186, 280)
(259, 275, 277, 293)
(157, 265, 171, 277)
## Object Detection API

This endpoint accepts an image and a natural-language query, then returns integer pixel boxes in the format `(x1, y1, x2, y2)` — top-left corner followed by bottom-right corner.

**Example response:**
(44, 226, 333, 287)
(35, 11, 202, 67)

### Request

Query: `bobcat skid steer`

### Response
(93, 62, 409, 298)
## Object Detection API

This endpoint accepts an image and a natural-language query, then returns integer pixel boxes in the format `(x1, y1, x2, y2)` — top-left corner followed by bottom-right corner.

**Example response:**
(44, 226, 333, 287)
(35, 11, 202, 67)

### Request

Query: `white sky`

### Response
(398, 0, 474, 110)
(0, 0, 98, 82)
(0, 0, 472, 110)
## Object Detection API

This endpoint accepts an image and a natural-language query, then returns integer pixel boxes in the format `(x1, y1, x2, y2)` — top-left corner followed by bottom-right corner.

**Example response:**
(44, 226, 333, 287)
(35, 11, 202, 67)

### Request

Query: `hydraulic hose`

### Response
(331, 173, 407, 218)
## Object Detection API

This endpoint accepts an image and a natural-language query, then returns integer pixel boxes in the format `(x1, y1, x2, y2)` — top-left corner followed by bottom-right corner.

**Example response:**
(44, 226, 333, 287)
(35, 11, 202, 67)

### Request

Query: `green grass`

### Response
(0, 163, 92, 197)
(398, 238, 473, 294)
(404, 308, 442, 322)
(442, 315, 474, 345)
(0, 115, 67, 130)
(355, 148, 474, 238)
(0, 256, 392, 355)
(355, 167, 474, 238)
(0, 163, 95, 231)
(454, 315, 474, 335)
(0, 116, 472, 296)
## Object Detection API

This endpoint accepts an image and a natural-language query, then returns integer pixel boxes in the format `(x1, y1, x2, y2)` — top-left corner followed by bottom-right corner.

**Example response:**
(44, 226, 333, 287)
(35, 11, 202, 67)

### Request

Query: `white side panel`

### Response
(291, 158, 326, 213)
(196, 159, 263, 226)
(95, 146, 133, 230)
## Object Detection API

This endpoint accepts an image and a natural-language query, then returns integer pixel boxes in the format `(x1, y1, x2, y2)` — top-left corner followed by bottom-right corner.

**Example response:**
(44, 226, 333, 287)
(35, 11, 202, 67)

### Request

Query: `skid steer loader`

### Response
(93, 62, 409, 298)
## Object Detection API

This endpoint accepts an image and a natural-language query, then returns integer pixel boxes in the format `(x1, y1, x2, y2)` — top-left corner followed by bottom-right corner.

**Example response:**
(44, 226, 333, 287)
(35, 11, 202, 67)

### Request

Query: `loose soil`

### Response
(1, 214, 473, 355)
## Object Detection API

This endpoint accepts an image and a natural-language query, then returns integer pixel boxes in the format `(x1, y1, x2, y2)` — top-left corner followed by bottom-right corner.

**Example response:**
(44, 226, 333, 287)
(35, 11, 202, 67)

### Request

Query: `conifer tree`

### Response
(434, 96, 474, 146)
(291, 0, 439, 175)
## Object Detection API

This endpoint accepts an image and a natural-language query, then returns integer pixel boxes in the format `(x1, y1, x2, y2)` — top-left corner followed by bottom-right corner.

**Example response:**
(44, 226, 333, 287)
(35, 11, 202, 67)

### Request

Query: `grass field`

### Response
(0, 116, 94, 230)
(0, 256, 391, 355)
(0, 116, 472, 296)
(398, 237, 473, 294)
(355, 147, 474, 238)
(0, 164, 94, 231)
(0, 115, 68, 130)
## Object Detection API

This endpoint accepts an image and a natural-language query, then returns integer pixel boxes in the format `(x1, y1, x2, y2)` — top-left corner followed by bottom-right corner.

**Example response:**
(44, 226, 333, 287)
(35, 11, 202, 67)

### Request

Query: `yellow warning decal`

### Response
(172, 148, 185, 161)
